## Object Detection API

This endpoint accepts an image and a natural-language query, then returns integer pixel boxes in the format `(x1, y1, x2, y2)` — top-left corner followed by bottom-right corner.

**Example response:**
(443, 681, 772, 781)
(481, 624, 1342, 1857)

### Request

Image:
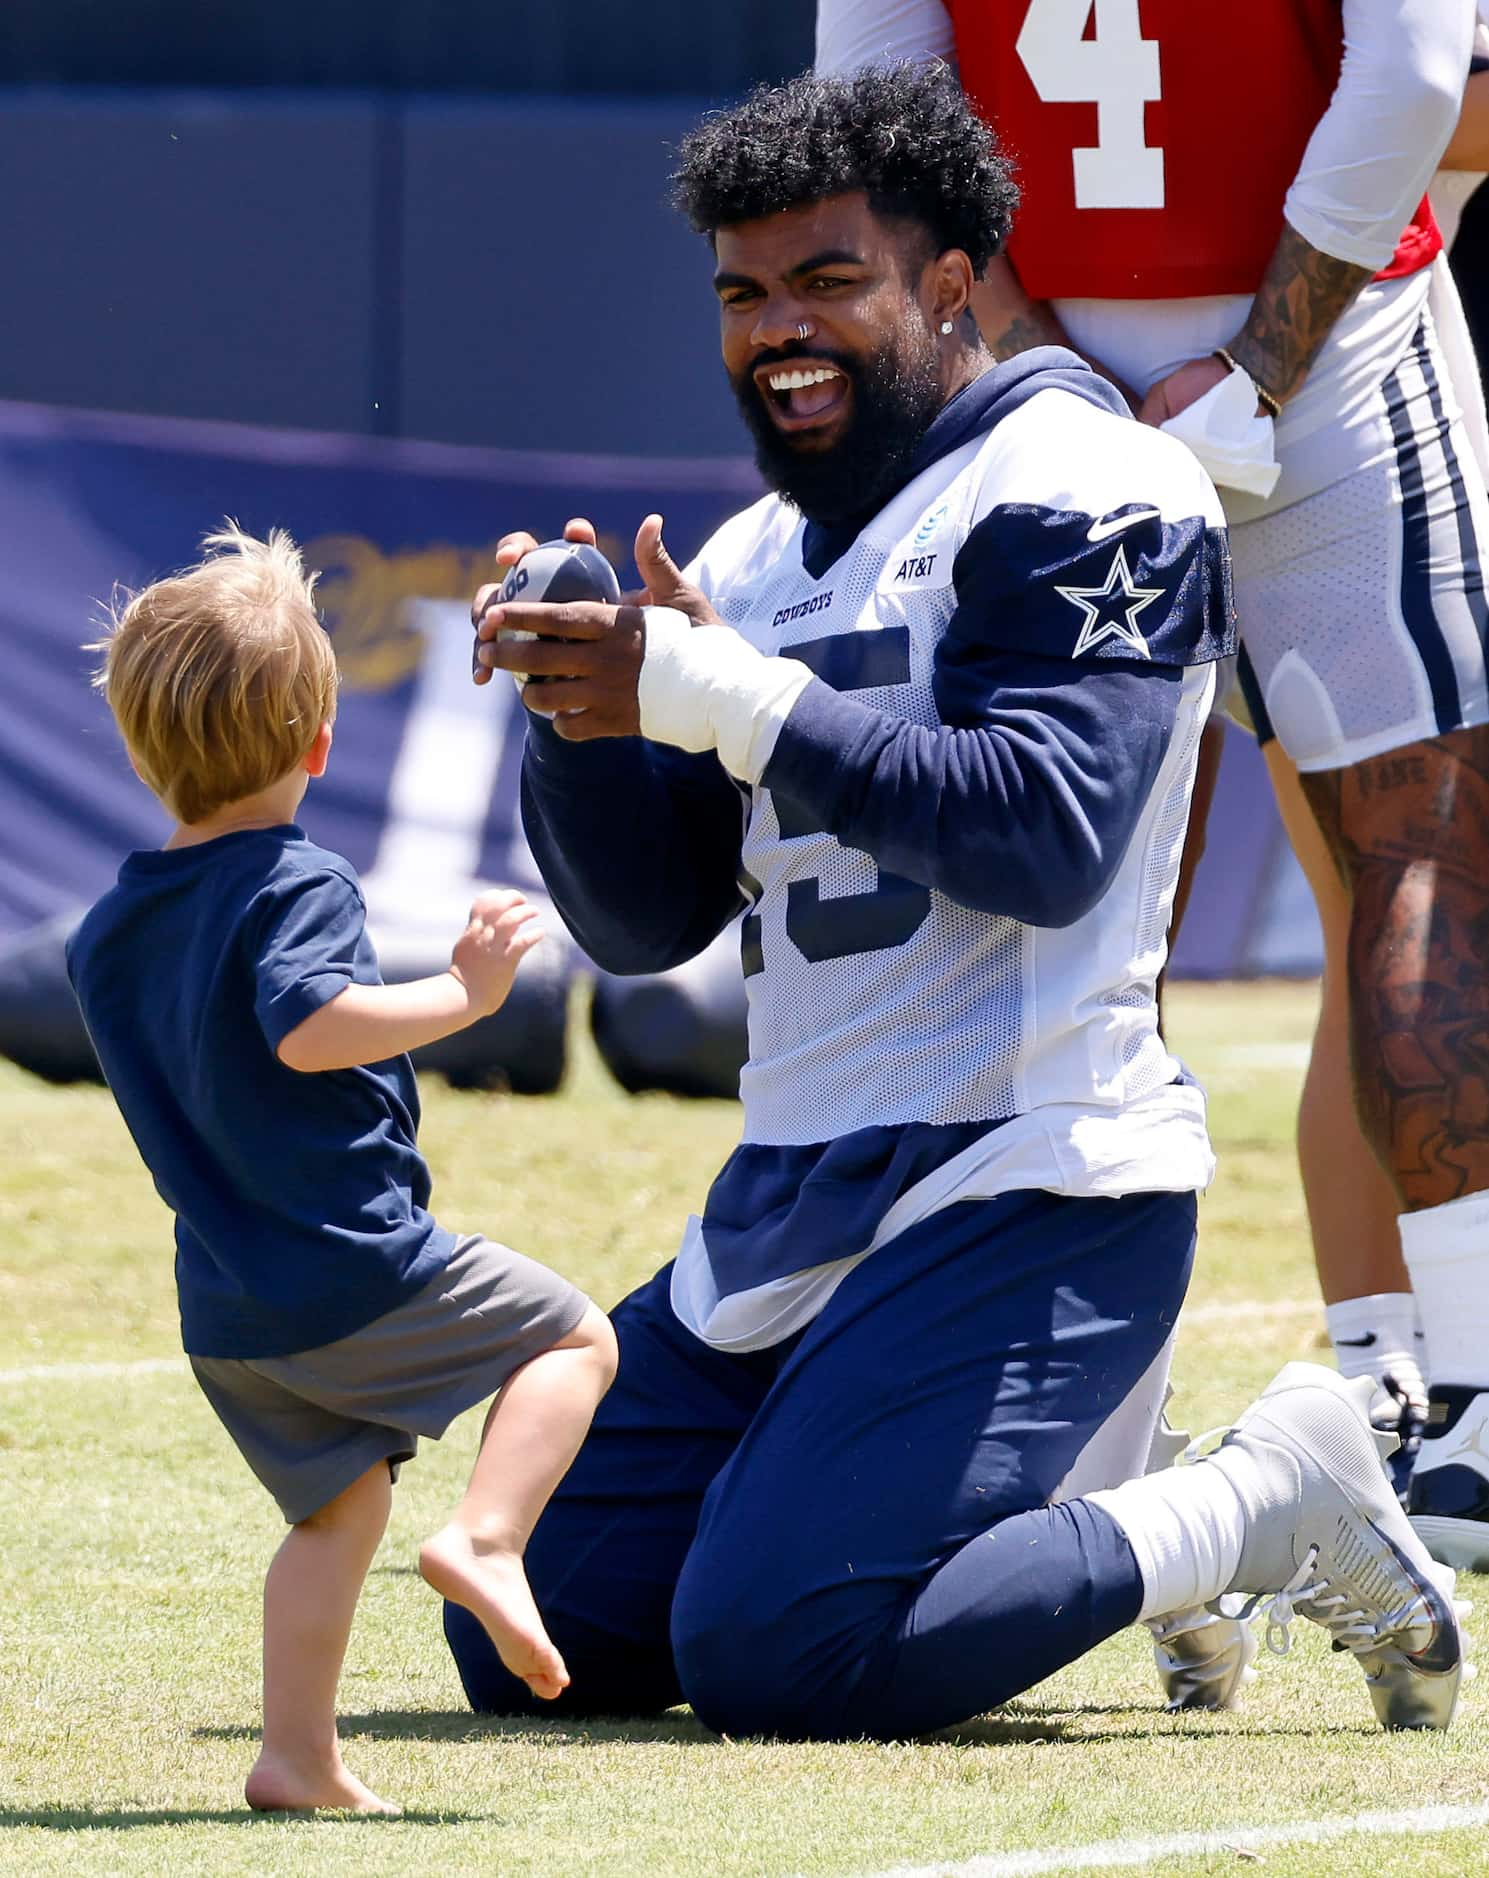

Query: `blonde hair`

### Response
(93, 524, 338, 825)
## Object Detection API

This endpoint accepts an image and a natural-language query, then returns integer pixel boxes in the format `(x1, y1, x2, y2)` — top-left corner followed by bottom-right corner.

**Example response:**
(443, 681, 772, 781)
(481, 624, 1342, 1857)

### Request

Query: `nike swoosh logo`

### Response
(1336, 1333, 1378, 1348)
(1087, 509, 1161, 543)
(1373, 1523, 1461, 1674)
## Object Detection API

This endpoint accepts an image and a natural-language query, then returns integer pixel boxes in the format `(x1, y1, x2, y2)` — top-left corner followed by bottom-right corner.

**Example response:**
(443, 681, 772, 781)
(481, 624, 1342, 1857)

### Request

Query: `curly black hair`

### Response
(672, 63, 1018, 277)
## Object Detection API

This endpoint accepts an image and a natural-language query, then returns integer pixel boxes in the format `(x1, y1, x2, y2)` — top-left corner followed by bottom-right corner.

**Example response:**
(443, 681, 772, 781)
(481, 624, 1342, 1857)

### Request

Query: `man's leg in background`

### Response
(1227, 306, 1489, 1561)
(1301, 725, 1489, 1566)
(1265, 741, 1427, 1485)
(1164, 650, 1425, 1477)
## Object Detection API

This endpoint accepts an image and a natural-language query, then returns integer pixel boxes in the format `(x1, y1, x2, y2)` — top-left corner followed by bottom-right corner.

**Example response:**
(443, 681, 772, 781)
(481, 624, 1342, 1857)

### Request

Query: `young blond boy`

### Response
(66, 525, 617, 1815)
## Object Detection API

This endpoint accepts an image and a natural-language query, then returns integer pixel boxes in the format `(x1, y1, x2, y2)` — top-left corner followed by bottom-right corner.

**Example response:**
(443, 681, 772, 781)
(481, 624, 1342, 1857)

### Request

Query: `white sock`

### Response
(1325, 1291, 1422, 1387)
(1400, 1193, 1489, 1390)
(1087, 1456, 1254, 1624)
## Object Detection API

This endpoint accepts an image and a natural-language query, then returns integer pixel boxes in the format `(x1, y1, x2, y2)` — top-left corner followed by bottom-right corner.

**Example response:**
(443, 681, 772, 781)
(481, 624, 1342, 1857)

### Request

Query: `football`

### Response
(493, 539, 622, 686)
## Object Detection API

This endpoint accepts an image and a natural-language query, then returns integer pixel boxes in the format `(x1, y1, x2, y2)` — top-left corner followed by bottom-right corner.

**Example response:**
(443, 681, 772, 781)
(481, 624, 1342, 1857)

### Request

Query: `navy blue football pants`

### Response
(444, 1187, 1196, 1739)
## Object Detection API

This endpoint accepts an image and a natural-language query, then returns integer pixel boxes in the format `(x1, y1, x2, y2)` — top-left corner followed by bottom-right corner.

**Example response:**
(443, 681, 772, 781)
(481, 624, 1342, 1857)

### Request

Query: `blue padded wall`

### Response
(0, 89, 382, 433)
(0, 87, 748, 455)
(0, 0, 812, 98)
(398, 97, 740, 454)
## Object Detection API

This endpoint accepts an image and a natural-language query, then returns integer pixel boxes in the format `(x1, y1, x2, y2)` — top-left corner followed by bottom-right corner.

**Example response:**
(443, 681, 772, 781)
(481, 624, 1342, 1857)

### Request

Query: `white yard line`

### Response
(14, 1332, 1481, 1878)
(0, 1302, 1321, 1386)
(1182, 1297, 1318, 1325)
(849, 1801, 1489, 1878)
(0, 1355, 186, 1386)
(1213, 1041, 1312, 1071)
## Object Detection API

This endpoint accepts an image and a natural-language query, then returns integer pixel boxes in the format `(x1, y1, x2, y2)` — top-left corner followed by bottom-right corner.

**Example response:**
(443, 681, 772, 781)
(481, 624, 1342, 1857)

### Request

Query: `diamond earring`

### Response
(939, 320, 954, 336)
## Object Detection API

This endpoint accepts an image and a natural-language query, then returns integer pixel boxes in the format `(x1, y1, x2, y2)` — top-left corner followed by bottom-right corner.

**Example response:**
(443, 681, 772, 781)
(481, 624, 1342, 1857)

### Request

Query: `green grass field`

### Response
(2, 980, 1486, 1878)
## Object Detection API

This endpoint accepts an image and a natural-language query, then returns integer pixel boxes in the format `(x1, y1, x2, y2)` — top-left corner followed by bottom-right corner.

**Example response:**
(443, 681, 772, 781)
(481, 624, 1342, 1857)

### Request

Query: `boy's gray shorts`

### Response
(190, 1234, 590, 1526)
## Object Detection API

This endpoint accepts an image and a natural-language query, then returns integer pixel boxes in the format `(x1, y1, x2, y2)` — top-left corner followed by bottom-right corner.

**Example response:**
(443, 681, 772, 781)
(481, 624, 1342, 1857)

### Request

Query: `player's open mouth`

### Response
(757, 361, 850, 432)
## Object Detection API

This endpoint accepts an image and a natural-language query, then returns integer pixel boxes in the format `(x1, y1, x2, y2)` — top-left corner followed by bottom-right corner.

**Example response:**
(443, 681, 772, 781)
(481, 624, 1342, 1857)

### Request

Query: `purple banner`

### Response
(0, 397, 1317, 983)
(0, 398, 760, 959)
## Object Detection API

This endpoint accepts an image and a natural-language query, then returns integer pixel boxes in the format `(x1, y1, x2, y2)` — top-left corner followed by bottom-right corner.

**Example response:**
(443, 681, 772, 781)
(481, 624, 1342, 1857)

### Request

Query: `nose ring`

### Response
(796, 322, 812, 341)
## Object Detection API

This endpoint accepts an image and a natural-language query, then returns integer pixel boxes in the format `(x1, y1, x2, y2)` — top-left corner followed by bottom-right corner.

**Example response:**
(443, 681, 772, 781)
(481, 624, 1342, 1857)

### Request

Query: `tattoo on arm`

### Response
(966, 259, 1139, 408)
(968, 260, 1067, 364)
(1228, 222, 1373, 409)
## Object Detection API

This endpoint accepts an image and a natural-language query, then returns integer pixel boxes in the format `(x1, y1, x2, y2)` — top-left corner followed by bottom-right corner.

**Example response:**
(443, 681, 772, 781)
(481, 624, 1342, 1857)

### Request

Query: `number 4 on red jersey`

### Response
(949, 0, 1440, 299)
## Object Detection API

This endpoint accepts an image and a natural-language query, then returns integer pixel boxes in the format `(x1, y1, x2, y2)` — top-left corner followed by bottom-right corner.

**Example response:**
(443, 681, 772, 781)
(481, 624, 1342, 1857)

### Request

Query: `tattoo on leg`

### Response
(1302, 728, 1489, 1210)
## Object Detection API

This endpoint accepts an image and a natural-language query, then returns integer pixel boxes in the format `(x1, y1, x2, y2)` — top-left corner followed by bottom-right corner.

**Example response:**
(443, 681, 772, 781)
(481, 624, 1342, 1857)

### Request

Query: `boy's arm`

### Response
(274, 888, 541, 1073)
(278, 976, 488, 1073)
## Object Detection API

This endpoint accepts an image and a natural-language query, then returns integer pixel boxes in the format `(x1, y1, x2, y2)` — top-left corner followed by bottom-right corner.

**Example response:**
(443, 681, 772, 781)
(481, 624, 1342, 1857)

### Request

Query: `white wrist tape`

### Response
(637, 607, 814, 782)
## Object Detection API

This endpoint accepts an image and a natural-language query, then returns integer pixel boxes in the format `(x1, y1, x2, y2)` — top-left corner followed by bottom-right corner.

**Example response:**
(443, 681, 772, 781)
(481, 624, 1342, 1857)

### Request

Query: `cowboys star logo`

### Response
(1056, 546, 1164, 659)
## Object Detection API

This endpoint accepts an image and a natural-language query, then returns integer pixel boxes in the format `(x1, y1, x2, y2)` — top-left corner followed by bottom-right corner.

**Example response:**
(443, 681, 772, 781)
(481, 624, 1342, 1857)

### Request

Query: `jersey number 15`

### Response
(740, 627, 933, 976)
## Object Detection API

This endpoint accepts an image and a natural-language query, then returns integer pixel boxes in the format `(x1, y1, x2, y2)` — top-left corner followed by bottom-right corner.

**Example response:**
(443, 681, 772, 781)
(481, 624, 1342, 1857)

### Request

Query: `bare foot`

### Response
(245, 1749, 401, 1815)
(419, 1524, 569, 1700)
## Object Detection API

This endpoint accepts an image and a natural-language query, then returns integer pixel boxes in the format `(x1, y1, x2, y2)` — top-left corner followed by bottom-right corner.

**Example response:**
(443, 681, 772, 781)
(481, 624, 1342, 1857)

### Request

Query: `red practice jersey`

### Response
(949, 0, 1441, 299)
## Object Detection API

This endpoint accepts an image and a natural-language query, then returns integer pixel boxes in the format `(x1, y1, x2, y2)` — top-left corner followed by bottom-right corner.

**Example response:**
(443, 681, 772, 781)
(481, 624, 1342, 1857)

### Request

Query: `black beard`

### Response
(730, 328, 946, 526)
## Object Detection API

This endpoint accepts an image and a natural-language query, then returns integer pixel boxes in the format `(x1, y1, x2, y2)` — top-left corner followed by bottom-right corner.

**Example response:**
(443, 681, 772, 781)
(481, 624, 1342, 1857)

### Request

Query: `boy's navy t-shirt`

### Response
(66, 826, 456, 1358)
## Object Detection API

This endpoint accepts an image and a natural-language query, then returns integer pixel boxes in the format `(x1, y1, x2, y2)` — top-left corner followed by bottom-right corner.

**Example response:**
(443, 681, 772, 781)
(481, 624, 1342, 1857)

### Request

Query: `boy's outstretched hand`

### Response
(276, 890, 545, 1073)
(449, 890, 545, 1016)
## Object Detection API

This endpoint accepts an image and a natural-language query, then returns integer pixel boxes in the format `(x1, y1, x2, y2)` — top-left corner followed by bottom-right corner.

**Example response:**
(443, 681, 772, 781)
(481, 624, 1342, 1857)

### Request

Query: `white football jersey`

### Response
(671, 365, 1230, 1349)
(697, 387, 1220, 1143)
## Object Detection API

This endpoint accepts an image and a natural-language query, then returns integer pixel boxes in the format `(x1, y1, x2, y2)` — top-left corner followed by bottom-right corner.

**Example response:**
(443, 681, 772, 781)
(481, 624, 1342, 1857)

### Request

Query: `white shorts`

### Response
(1231, 308, 1489, 773)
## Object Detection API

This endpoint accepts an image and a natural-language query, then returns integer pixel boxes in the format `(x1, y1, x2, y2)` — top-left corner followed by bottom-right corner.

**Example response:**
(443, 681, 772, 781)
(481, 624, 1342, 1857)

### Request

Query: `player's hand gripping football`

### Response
(471, 513, 721, 741)
(449, 890, 544, 1016)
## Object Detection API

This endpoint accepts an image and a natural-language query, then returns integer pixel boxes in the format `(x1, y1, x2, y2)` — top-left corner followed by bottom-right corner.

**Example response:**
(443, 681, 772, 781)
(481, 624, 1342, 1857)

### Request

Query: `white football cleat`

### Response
(1198, 1362, 1467, 1731)
(1143, 1398, 1258, 1712)
(1149, 1604, 1258, 1711)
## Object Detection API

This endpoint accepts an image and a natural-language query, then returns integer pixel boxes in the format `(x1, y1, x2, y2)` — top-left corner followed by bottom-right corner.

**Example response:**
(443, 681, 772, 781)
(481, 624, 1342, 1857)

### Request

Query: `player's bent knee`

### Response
(672, 1607, 817, 1739)
(670, 1568, 873, 1741)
